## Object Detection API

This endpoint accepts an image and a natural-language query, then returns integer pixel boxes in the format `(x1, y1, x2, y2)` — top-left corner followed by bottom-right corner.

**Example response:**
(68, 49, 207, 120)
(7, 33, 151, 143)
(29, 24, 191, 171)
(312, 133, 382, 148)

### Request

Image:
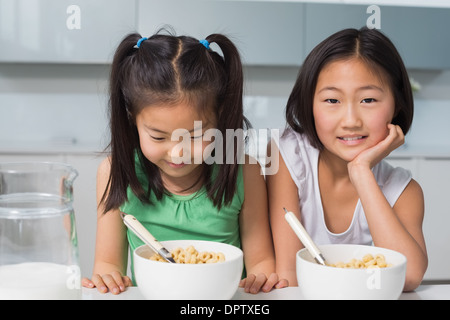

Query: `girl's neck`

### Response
(160, 165, 205, 196)
(318, 149, 351, 182)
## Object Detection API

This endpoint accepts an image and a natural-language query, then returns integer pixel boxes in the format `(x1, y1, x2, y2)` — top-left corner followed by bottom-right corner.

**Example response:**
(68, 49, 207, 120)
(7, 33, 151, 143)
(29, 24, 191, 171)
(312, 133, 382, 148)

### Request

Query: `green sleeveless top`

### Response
(120, 160, 244, 283)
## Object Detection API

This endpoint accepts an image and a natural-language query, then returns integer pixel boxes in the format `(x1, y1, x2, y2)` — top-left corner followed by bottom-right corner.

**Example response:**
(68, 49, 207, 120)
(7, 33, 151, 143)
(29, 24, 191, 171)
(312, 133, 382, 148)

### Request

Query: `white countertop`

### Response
(82, 284, 450, 300)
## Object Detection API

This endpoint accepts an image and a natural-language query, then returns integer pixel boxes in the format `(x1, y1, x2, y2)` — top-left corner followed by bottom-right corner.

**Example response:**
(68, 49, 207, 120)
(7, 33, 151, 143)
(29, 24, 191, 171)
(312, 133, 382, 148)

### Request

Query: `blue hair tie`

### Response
(199, 39, 210, 50)
(135, 37, 148, 48)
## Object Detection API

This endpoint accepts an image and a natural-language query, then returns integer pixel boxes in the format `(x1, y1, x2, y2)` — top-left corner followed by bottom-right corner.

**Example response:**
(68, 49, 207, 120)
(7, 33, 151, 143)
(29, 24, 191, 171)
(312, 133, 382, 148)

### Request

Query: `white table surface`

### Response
(82, 284, 450, 300)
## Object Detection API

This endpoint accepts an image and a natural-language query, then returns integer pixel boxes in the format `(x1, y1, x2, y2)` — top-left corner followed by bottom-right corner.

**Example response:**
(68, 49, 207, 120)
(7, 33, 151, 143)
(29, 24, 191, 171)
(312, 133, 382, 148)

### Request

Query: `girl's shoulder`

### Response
(374, 160, 413, 207)
(241, 154, 262, 177)
(374, 160, 412, 185)
(278, 127, 311, 147)
(276, 128, 317, 162)
(240, 155, 259, 197)
(97, 156, 112, 180)
(272, 128, 317, 185)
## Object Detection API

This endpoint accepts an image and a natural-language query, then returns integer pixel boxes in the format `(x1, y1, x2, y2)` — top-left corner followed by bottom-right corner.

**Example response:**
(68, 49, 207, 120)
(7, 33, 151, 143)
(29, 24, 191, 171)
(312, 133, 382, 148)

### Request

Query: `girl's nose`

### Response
(341, 104, 363, 128)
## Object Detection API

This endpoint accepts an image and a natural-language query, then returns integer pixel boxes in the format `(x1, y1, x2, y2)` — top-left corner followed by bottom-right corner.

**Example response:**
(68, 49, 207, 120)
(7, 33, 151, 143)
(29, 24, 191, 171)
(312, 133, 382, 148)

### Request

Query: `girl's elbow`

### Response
(403, 261, 428, 292)
(403, 277, 422, 292)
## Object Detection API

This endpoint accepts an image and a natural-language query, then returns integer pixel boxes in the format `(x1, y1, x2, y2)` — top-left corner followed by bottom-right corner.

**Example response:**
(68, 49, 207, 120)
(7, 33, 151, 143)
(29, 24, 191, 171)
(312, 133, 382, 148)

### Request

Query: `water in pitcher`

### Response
(0, 162, 81, 300)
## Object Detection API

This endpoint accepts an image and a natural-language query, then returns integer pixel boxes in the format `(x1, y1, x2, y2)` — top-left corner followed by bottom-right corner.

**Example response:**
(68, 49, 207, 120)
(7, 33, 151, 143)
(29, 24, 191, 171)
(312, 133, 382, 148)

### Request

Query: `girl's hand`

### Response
(82, 272, 132, 295)
(348, 124, 404, 178)
(239, 273, 288, 294)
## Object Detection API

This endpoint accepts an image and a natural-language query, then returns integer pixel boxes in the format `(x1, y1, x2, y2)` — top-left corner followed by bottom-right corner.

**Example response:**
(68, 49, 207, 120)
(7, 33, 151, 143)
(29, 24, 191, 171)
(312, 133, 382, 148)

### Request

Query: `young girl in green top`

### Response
(82, 31, 287, 294)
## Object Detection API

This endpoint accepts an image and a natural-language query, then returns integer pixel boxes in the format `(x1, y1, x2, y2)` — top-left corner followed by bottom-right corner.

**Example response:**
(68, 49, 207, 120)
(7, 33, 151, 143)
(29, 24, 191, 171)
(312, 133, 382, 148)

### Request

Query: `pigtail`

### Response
(101, 33, 148, 213)
(204, 34, 247, 208)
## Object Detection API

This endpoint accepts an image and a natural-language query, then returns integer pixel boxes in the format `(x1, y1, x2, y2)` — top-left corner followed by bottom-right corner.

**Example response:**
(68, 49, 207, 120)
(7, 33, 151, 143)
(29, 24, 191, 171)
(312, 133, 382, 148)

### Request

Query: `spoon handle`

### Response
(121, 212, 175, 263)
(284, 209, 327, 266)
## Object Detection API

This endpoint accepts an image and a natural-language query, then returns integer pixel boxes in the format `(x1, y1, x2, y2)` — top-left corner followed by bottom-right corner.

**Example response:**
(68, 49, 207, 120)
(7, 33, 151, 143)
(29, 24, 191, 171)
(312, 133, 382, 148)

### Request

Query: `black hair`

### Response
(102, 30, 247, 213)
(285, 27, 414, 149)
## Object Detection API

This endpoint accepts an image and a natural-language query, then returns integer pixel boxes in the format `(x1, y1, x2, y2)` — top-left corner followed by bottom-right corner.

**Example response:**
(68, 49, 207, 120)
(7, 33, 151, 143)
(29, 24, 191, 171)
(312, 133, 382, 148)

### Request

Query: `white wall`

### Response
(0, 64, 109, 151)
(1, 64, 450, 152)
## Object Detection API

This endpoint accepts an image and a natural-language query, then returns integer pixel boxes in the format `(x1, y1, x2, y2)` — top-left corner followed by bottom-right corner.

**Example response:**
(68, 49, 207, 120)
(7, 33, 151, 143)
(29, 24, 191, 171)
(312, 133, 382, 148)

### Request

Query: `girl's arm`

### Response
(348, 125, 428, 291)
(81, 158, 132, 294)
(238, 156, 288, 293)
(266, 141, 304, 286)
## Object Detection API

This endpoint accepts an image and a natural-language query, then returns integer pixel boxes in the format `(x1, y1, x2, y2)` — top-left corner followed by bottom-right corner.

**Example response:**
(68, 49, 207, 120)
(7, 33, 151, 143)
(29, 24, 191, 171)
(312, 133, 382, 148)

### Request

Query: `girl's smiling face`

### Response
(313, 58, 396, 162)
(135, 102, 216, 191)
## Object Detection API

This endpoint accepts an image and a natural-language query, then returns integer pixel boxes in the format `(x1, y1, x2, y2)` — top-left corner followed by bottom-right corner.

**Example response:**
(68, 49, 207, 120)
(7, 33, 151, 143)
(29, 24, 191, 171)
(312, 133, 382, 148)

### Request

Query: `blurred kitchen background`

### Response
(1, 0, 449, 283)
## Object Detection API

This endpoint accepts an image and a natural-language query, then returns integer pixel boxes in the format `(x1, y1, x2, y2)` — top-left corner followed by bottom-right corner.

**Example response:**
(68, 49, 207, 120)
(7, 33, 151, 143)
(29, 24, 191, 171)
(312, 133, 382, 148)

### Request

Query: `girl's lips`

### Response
(337, 135, 368, 145)
(166, 161, 186, 168)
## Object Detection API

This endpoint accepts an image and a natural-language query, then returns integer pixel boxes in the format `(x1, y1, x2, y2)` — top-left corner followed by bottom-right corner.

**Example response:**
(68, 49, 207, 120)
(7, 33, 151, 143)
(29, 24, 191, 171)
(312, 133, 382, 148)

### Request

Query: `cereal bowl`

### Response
(134, 240, 243, 300)
(296, 244, 407, 300)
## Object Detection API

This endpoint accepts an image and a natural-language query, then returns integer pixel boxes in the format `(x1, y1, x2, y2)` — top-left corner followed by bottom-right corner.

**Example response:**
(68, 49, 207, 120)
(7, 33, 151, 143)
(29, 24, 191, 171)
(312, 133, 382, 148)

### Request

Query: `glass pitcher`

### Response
(0, 162, 81, 299)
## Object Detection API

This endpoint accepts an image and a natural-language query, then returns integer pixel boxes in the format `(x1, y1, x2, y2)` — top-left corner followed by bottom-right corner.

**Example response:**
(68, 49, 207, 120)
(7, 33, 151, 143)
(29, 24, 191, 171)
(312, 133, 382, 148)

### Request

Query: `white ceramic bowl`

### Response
(134, 240, 243, 300)
(296, 244, 407, 300)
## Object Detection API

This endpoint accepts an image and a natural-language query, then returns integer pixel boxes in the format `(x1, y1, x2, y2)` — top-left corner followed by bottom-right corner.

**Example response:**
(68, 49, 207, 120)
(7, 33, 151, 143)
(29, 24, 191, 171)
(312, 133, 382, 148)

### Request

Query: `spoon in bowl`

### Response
(120, 212, 176, 263)
(284, 208, 327, 266)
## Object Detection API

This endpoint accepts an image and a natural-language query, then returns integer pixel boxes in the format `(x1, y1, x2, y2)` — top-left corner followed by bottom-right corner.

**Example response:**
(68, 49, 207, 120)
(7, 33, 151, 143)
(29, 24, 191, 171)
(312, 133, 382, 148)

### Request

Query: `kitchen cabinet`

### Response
(1, 1, 449, 68)
(138, 1, 450, 68)
(373, 6, 450, 69)
(304, 3, 367, 54)
(387, 155, 450, 281)
(304, 3, 450, 69)
(137, 0, 305, 66)
(0, 0, 136, 63)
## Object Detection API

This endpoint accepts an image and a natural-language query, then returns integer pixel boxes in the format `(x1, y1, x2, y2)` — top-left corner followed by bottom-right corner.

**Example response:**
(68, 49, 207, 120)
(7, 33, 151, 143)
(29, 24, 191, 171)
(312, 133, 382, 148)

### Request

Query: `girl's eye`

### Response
(150, 135, 165, 141)
(361, 98, 376, 103)
(191, 134, 204, 140)
(325, 99, 339, 104)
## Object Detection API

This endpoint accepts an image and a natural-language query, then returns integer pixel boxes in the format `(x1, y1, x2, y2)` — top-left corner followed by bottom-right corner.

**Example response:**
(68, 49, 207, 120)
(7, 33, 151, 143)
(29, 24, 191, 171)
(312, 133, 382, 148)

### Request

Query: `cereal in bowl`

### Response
(149, 245, 225, 264)
(327, 253, 393, 269)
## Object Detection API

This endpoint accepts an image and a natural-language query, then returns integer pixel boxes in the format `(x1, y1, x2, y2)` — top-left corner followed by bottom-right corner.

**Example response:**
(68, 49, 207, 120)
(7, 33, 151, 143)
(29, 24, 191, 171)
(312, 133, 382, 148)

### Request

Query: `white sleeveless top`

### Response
(275, 128, 412, 245)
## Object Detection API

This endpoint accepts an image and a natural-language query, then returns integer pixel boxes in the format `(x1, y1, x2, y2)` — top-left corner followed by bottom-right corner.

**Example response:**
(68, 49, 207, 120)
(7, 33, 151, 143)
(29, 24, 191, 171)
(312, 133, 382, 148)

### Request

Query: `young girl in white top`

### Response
(267, 27, 427, 291)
